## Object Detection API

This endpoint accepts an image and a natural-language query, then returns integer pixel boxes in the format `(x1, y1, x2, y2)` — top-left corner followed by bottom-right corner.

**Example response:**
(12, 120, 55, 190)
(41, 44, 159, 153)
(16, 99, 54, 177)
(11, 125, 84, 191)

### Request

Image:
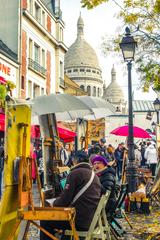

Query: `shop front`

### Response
(0, 55, 19, 98)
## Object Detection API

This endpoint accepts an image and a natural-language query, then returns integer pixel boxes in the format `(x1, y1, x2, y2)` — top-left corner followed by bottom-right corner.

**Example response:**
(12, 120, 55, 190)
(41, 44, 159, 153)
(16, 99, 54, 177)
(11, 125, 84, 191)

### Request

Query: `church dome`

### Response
(64, 15, 100, 70)
(103, 65, 124, 103)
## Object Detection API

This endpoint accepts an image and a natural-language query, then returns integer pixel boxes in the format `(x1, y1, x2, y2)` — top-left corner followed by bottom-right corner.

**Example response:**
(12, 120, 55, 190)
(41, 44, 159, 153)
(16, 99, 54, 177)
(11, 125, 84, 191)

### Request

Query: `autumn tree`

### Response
(81, 0, 160, 91)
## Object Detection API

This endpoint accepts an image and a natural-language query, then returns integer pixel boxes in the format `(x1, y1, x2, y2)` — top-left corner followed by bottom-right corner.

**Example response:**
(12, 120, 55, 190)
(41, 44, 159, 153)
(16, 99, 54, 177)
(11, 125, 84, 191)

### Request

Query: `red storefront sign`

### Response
(0, 76, 6, 84)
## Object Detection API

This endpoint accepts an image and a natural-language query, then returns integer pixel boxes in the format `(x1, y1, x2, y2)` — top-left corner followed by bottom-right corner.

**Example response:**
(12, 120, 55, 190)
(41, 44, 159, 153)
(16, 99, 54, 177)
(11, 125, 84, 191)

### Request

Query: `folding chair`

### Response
(65, 191, 111, 240)
(108, 183, 132, 238)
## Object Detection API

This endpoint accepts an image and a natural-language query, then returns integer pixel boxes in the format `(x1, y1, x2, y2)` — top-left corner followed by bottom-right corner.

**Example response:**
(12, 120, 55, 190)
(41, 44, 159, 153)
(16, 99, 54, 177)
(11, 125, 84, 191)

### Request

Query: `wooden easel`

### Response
(0, 103, 78, 240)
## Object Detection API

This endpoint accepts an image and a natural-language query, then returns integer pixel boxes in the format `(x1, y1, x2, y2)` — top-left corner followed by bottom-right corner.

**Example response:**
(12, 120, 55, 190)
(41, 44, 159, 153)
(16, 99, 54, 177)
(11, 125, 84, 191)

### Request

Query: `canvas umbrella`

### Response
(77, 96, 115, 119)
(32, 93, 92, 120)
(110, 125, 151, 139)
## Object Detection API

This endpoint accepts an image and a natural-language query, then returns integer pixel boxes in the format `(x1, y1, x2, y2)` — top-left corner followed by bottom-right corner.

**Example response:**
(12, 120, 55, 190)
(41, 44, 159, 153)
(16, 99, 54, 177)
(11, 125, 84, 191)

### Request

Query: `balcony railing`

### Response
(28, 58, 46, 76)
(59, 77, 65, 88)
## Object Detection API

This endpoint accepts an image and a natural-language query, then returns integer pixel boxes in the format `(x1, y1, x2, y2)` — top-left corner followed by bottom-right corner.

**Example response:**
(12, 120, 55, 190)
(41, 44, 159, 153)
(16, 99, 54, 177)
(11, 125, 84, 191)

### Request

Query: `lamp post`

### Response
(119, 27, 138, 193)
(151, 121, 156, 134)
(153, 98, 160, 124)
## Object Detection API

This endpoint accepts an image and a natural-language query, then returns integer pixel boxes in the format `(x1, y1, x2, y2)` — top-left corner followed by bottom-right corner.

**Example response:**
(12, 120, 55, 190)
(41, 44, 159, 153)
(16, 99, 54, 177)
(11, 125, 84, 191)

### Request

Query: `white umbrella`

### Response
(77, 96, 115, 119)
(32, 94, 92, 120)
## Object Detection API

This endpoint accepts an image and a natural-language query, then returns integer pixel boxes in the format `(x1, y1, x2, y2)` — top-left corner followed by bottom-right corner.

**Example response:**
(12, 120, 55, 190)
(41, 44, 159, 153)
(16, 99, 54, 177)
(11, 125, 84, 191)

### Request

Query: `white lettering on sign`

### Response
(0, 58, 17, 84)
(0, 63, 10, 76)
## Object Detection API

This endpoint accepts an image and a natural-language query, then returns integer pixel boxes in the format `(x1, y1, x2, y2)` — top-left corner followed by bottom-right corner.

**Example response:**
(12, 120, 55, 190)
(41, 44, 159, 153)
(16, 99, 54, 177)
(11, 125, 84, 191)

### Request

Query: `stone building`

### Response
(21, 0, 67, 99)
(103, 65, 127, 114)
(0, 0, 67, 99)
(64, 14, 103, 97)
(64, 74, 86, 96)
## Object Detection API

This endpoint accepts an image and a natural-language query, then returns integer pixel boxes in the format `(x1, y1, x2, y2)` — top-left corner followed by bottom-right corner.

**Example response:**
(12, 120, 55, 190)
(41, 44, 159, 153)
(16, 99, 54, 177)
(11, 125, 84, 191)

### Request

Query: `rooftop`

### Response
(133, 100, 154, 112)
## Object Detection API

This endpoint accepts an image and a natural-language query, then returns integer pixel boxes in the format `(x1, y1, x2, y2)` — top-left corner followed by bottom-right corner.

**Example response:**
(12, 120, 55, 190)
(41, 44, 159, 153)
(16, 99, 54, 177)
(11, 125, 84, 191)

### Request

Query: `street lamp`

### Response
(119, 27, 138, 193)
(153, 98, 160, 124)
(151, 121, 156, 133)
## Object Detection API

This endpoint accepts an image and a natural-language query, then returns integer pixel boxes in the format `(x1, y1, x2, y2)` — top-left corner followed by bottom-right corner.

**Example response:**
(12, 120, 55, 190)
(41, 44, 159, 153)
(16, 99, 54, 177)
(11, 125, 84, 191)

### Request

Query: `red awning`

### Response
(57, 126, 76, 142)
(0, 76, 7, 84)
(0, 113, 5, 131)
(31, 125, 76, 143)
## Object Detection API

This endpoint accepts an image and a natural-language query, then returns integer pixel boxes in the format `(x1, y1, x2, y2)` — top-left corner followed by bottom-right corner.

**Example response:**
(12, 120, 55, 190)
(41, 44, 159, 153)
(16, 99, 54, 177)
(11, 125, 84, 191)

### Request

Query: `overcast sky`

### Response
(61, 0, 156, 101)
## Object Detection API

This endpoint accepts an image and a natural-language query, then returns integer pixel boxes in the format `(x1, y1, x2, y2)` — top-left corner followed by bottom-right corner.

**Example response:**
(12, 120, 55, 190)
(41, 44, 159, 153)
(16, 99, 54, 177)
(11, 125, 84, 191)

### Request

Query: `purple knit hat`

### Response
(91, 155, 108, 166)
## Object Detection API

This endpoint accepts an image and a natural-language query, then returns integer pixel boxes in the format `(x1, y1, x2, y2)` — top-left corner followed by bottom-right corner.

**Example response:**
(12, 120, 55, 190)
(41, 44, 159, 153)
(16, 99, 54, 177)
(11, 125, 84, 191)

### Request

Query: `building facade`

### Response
(0, 42, 19, 98)
(105, 100, 157, 147)
(64, 14, 103, 97)
(0, 0, 67, 99)
(21, 0, 67, 99)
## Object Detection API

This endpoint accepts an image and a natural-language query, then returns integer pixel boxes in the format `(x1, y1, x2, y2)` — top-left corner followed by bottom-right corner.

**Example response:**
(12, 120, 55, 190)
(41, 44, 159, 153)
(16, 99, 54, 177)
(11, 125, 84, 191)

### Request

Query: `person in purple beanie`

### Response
(91, 154, 116, 216)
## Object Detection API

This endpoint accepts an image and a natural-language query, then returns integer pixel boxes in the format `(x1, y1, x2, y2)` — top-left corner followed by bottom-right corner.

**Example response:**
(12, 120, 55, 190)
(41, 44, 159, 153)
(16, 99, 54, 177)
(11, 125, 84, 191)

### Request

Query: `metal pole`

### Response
(157, 111, 159, 125)
(126, 61, 138, 193)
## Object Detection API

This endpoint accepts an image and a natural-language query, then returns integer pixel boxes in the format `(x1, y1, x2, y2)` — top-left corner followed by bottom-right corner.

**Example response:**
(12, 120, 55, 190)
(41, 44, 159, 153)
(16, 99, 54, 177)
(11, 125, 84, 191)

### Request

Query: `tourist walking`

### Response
(144, 142, 158, 176)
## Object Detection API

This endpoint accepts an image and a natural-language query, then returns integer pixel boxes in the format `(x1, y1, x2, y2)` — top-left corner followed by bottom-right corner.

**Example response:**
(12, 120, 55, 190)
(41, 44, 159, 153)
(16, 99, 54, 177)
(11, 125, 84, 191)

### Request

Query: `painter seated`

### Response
(40, 150, 101, 240)
(91, 155, 117, 216)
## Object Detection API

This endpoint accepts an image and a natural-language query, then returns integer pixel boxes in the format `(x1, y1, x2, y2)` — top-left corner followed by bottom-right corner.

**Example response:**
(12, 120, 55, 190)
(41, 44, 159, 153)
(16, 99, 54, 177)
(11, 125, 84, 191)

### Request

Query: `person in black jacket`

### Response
(91, 154, 116, 215)
(40, 150, 101, 240)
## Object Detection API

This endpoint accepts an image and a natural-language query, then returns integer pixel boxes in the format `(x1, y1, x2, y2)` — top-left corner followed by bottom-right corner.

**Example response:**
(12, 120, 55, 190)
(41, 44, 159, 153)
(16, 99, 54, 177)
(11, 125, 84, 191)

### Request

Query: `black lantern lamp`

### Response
(119, 27, 138, 193)
(153, 98, 160, 111)
(119, 27, 137, 62)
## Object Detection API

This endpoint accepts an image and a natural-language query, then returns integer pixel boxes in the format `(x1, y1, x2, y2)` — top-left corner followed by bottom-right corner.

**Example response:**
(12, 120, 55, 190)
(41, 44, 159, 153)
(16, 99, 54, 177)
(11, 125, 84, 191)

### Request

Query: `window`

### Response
(80, 85, 85, 91)
(67, 70, 72, 73)
(41, 87, 44, 95)
(34, 44, 40, 63)
(60, 61, 63, 78)
(98, 88, 100, 97)
(42, 49, 45, 68)
(33, 83, 40, 98)
(97, 71, 100, 74)
(28, 81, 32, 98)
(87, 86, 91, 96)
(86, 69, 91, 72)
(73, 69, 78, 72)
(35, 2, 41, 22)
(80, 68, 85, 72)
(92, 70, 96, 73)
(29, 0, 33, 14)
(21, 76, 25, 90)
(60, 27, 63, 41)
(29, 39, 33, 59)
(42, 10, 45, 27)
(93, 86, 96, 96)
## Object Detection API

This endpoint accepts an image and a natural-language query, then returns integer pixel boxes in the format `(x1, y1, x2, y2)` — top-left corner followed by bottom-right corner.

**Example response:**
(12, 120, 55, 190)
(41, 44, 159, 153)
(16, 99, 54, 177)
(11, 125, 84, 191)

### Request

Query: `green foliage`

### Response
(81, 0, 108, 9)
(81, 0, 160, 92)
(0, 85, 6, 107)
(0, 81, 16, 107)
(6, 80, 16, 92)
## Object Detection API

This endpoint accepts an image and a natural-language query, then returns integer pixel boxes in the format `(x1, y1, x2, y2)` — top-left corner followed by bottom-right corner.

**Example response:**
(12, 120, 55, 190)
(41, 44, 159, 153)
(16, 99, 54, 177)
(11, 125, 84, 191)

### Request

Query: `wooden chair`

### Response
(65, 191, 111, 240)
(146, 177, 160, 207)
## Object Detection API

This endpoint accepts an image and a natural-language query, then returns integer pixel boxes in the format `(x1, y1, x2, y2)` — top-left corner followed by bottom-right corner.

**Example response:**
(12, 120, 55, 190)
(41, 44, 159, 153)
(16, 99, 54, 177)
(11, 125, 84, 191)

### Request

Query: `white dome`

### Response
(103, 65, 124, 103)
(64, 15, 100, 70)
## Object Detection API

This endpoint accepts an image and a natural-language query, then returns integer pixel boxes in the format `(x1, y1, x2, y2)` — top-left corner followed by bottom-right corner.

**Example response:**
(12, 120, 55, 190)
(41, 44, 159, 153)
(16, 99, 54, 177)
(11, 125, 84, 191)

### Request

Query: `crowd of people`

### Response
(30, 137, 159, 239)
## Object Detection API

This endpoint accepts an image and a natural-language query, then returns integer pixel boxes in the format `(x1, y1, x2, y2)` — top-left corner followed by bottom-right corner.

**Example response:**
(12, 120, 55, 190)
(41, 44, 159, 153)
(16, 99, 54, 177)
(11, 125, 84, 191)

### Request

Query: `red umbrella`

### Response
(110, 125, 151, 139)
